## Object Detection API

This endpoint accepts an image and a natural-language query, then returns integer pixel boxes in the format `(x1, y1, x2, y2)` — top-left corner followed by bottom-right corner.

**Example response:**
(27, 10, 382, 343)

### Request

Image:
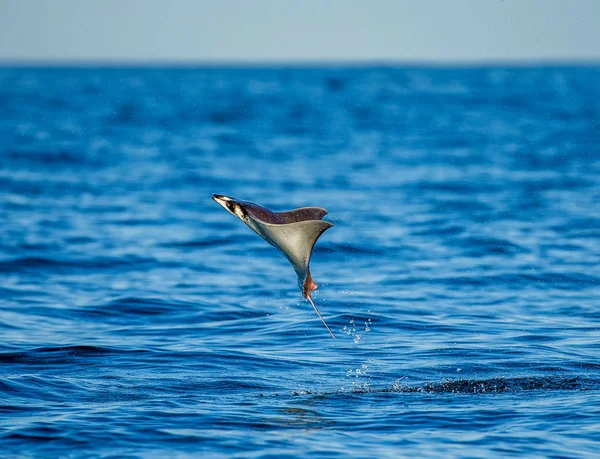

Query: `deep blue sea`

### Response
(1, 66, 600, 458)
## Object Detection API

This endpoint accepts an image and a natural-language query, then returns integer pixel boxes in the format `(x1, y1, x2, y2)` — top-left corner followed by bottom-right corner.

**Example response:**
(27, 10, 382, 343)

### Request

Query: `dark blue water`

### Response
(1, 66, 600, 458)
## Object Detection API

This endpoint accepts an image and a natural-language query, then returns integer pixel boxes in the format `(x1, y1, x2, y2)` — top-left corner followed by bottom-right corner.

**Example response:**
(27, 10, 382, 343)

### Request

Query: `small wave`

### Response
(319, 242, 383, 255)
(342, 375, 597, 396)
(3, 149, 90, 166)
(160, 236, 240, 248)
(0, 256, 157, 273)
(390, 375, 599, 394)
(412, 224, 465, 237)
(100, 296, 186, 316)
(290, 375, 600, 397)
(453, 236, 529, 256)
(0, 345, 150, 365)
(0, 372, 150, 406)
(64, 296, 204, 323)
(404, 271, 600, 289)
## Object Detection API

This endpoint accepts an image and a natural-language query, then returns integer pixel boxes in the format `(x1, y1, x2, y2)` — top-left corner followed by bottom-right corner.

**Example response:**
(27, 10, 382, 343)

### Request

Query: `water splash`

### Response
(342, 317, 372, 344)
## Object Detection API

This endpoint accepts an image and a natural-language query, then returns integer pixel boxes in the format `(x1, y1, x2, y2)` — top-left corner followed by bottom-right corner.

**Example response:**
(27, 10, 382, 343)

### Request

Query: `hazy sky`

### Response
(1, 0, 599, 62)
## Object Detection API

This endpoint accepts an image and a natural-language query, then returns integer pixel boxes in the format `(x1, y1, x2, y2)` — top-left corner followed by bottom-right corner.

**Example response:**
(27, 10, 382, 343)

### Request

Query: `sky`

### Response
(0, 0, 599, 63)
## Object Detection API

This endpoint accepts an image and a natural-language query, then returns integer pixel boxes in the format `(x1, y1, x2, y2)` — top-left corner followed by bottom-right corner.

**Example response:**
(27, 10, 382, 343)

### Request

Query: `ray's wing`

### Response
(275, 207, 328, 223)
(248, 218, 333, 277)
(242, 202, 287, 224)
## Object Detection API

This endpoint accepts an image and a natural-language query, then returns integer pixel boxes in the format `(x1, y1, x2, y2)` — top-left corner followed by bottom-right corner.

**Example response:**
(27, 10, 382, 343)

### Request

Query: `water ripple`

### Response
(1, 66, 599, 458)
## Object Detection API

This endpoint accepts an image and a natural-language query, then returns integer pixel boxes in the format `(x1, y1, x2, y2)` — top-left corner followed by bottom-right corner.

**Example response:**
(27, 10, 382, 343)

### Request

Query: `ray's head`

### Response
(212, 194, 249, 223)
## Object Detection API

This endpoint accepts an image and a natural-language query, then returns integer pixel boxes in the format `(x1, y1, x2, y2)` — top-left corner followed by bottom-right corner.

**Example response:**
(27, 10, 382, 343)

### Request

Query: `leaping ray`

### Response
(212, 194, 336, 338)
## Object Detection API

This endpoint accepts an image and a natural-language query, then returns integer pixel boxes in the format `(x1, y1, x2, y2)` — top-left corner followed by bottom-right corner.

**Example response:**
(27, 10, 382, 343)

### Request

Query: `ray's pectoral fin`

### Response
(250, 219, 333, 280)
(275, 206, 328, 223)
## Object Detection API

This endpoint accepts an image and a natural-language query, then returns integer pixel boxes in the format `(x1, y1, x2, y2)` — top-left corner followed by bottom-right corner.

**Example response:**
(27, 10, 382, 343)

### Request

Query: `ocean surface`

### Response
(1, 65, 599, 458)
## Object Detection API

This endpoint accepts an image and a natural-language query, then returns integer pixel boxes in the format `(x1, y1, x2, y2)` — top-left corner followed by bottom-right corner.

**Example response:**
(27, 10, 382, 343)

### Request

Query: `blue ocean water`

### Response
(1, 65, 599, 458)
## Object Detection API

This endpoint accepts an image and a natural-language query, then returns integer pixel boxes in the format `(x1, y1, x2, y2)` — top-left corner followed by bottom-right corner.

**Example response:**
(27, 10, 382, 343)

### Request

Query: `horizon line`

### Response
(1, 58, 599, 69)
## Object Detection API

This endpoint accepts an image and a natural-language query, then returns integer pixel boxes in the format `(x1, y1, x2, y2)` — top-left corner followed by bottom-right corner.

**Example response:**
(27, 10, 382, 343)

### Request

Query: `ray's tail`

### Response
(306, 293, 336, 339)
(303, 269, 335, 338)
